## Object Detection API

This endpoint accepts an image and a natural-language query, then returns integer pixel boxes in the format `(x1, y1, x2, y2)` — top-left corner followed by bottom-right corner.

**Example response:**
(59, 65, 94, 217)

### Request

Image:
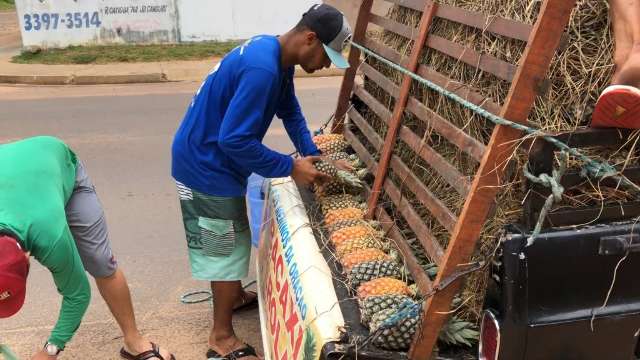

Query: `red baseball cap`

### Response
(0, 234, 29, 318)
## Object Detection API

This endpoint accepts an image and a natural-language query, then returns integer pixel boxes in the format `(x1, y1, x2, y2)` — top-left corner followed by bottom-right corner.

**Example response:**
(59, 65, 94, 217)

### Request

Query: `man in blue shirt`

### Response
(171, 4, 352, 359)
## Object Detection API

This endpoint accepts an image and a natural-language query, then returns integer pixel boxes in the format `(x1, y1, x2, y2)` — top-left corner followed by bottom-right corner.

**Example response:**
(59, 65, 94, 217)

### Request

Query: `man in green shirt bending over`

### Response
(0, 136, 173, 360)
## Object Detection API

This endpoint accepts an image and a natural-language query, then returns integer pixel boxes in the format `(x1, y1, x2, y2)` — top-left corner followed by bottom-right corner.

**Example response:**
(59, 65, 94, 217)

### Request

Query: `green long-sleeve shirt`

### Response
(0, 136, 91, 349)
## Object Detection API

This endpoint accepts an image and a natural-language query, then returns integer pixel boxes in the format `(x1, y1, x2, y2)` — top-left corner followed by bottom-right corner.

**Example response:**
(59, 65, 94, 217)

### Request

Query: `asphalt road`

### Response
(0, 77, 342, 359)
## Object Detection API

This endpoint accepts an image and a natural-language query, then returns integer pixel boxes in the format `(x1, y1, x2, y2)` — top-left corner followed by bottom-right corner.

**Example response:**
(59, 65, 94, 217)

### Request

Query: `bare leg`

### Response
(96, 268, 173, 359)
(208, 280, 259, 359)
(609, 0, 640, 87)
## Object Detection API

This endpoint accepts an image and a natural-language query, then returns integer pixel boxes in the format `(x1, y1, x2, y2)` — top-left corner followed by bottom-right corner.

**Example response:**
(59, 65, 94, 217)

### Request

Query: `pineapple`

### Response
(318, 138, 348, 154)
(314, 160, 363, 188)
(324, 207, 364, 227)
(369, 306, 420, 350)
(312, 133, 344, 145)
(348, 260, 403, 290)
(335, 236, 384, 259)
(324, 151, 350, 161)
(315, 180, 356, 197)
(328, 219, 379, 233)
(359, 294, 412, 326)
(330, 225, 378, 246)
(357, 277, 410, 299)
(325, 152, 363, 168)
(368, 304, 479, 350)
(319, 194, 364, 213)
(341, 248, 389, 272)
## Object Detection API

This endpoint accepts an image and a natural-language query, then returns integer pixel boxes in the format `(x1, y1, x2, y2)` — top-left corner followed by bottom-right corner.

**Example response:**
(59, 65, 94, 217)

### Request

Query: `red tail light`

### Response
(479, 310, 500, 360)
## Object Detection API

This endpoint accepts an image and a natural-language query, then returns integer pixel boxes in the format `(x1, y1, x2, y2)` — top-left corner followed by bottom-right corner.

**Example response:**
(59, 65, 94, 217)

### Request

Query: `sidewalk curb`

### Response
(0, 72, 168, 85)
(0, 66, 345, 85)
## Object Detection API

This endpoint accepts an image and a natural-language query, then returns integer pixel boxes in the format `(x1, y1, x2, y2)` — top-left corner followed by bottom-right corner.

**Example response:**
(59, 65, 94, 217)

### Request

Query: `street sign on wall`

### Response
(16, 0, 177, 48)
(257, 178, 345, 360)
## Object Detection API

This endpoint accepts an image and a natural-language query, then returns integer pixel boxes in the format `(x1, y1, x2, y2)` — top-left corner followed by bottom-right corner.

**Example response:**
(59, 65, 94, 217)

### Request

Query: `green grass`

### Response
(12, 41, 241, 64)
(0, 0, 15, 11)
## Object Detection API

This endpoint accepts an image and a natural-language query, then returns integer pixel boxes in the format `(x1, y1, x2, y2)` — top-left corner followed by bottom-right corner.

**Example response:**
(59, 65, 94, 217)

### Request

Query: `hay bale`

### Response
(353, 0, 640, 324)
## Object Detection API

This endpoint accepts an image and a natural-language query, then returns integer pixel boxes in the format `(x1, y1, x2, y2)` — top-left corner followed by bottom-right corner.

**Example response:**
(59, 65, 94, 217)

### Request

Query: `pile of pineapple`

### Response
(311, 133, 478, 352)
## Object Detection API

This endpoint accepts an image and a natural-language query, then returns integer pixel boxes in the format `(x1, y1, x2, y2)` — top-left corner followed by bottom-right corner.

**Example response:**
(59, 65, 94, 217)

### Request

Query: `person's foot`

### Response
(614, 45, 640, 88)
(123, 337, 173, 360)
(208, 335, 259, 360)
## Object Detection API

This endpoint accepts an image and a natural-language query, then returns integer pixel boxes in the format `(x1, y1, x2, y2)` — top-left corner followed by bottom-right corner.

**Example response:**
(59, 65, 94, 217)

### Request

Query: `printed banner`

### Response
(257, 178, 344, 360)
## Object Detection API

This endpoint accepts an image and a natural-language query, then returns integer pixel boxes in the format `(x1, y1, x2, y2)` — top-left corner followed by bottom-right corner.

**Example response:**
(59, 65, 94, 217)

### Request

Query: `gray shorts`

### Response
(65, 161, 117, 278)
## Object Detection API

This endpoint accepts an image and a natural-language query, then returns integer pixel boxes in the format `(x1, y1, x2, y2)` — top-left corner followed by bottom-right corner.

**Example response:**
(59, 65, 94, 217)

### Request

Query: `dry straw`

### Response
(353, 0, 640, 323)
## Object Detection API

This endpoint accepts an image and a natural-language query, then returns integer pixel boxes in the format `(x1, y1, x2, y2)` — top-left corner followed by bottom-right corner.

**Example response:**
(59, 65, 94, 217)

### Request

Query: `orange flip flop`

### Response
(591, 85, 640, 129)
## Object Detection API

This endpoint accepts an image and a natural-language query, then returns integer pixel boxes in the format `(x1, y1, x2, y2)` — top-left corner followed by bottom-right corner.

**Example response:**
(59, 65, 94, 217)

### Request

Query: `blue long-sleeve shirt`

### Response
(172, 35, 320, 196)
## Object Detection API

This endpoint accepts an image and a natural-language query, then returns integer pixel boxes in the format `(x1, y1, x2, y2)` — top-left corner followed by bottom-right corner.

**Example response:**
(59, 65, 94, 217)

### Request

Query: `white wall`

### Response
(176, 0, 318, 42)
(16, 0, 178, 48)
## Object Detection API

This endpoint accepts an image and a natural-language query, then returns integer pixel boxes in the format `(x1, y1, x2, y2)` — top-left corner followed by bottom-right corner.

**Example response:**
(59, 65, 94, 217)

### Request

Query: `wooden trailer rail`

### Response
(332, 0, 579, 358)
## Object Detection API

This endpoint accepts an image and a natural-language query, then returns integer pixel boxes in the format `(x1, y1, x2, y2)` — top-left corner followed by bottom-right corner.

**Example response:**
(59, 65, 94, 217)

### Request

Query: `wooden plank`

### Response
(354, 85, 471, 196)
(389, 156, 458, 233)
(345, 129, 435, 294)
(360, 62, 401, 98)
(349, 106, 458, 234)
(410, 1, 578, 358)
(367, 1, 439, 219)
(383, 176, 445, 263)
(416, 63, 502, 115)
(367, 19, 519, 82)
(406, 97, 486, 162)
(362, 37, 408, 66)
(352, 85, 393, 125)
(333, 0, 374, 133)
(383, 0, 533, 41)
(382, 0, 424, 11)
(376, 204, 434, 294)
(399, 125, 472, 196)
(426, 35, 517, 82)
(369, 13, 419, 40)
(435, 4, 532, 42)
(347, 107, 385, 150)
(361, 61, 487, 161)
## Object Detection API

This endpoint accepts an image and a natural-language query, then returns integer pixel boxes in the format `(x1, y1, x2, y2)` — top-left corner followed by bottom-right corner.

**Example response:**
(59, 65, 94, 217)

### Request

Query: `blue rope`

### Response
(523, 151, 568, 243)
(349, 41, 640, 195)
(378, 299, 422, 329)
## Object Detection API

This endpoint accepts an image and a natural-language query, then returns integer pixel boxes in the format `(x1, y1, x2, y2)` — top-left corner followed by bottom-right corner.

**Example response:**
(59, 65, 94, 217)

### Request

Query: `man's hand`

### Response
(291, 156, 331, 186)
(332, 159, 355, 172)
(31, 350, 57, 360)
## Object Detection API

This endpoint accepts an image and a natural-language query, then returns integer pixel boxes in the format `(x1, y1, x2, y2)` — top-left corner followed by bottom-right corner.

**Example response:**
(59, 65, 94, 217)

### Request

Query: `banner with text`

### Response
(257, 178, 345, 360)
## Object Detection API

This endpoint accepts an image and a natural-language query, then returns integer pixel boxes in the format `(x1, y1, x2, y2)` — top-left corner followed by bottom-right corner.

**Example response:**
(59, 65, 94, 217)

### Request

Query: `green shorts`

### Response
(176, 181, 251, 281)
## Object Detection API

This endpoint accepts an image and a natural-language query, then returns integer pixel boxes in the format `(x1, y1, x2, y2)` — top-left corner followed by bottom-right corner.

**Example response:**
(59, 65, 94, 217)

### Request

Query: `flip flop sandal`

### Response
(120, 342, 176, 360)
(206, 344, 258, 359)
(233, 290, 258, 312)
(591, 85, 640, 129)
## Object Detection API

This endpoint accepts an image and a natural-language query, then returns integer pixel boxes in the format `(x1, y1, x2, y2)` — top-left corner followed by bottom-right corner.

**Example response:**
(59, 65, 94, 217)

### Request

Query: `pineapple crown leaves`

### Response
(302, 327, 318, 360)
(438, 317, 479, 347)
(336, 170, 364, 188)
